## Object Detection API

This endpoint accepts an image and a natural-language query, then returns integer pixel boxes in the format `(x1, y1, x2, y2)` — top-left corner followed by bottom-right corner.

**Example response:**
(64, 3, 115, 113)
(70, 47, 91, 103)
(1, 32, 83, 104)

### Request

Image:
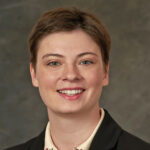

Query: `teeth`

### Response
(58, 90, 83, 95)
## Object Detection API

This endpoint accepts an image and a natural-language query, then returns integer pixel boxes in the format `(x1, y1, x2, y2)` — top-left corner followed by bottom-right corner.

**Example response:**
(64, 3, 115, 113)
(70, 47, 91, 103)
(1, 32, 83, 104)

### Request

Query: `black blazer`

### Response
(5, 110, 150, 150)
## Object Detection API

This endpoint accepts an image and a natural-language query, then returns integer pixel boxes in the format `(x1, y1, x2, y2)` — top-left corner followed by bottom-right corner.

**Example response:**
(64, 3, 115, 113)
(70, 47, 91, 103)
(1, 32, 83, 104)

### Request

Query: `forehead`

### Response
(37, 30, 101, 57)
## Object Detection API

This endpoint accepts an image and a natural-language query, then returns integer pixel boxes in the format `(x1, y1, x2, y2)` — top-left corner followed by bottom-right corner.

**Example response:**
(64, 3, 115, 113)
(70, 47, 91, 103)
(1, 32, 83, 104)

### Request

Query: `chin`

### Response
(48, 106, 83, 116)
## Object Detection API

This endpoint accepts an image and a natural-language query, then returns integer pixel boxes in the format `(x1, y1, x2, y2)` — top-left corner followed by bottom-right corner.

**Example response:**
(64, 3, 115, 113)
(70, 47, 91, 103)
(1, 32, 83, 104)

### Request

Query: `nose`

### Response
(62, 64, 82, 81)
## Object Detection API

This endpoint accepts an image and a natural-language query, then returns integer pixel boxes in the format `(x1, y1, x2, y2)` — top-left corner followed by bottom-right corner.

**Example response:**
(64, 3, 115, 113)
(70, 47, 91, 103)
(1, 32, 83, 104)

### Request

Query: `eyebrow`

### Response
(78, 52, 98, 57)
(42, 52, 98, 59)
(42, 53, 64, 59)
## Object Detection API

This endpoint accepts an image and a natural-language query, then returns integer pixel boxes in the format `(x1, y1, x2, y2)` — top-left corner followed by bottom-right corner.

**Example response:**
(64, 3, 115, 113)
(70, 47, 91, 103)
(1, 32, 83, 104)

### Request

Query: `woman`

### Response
(6, 7, 150, 150)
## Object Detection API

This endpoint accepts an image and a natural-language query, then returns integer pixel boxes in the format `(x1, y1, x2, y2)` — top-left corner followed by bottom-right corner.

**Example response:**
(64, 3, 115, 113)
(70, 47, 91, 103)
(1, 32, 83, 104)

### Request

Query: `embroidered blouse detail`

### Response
(45, 148, 83, 150)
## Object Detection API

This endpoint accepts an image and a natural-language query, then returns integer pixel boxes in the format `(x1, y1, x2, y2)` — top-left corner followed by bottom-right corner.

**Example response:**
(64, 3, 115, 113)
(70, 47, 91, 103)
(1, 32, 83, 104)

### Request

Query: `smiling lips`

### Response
(57, 88, 85, 100)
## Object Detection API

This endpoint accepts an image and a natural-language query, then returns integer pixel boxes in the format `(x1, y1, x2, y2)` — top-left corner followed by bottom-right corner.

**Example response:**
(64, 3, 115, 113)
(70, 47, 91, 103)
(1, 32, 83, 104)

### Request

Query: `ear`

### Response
(102, 64, 109, 86)
(30, 63, 39, 87)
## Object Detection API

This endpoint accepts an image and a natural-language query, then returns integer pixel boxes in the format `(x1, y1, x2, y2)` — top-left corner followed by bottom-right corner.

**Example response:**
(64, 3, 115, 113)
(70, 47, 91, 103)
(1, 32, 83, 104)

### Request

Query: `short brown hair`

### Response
(28, 7, 111, 69)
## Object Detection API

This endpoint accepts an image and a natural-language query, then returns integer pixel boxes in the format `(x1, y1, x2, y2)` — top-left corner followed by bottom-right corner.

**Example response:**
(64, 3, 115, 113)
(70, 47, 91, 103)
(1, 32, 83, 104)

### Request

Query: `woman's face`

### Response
(30, 30, 109, 115)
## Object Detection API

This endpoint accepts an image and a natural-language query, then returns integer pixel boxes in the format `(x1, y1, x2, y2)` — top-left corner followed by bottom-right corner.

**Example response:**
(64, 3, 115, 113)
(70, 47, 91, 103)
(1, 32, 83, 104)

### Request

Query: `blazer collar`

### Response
(89, 110, 122, 150)
(30, 128, 45, 150)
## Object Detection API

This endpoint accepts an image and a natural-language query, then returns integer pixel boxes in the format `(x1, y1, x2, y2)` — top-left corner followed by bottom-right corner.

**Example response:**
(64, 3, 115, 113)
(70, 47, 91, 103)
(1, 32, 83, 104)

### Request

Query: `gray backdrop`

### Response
(0, 0, 150, 149)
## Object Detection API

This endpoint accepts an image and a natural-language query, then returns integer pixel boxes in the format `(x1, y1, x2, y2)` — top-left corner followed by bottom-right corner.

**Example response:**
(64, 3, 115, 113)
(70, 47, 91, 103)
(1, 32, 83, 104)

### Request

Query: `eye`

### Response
(80, 60, 94, 65)
(47, 61, 61, 66)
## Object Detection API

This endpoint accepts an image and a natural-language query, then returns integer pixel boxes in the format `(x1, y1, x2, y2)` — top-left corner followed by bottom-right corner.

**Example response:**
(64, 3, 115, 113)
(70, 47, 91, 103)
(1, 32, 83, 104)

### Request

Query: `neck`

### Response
(47, 106, 101, 150)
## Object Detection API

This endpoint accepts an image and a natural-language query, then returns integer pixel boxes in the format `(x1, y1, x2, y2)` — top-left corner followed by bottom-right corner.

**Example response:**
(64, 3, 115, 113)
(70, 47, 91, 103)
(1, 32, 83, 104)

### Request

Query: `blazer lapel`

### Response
(29, 128, 45, 150)
(89, 110, 122, 150)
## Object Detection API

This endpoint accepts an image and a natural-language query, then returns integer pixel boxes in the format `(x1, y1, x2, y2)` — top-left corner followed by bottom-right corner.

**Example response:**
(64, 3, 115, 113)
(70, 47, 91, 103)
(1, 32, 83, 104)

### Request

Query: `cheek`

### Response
(36, 69, 60, 90)
(84, 69, 104, 87)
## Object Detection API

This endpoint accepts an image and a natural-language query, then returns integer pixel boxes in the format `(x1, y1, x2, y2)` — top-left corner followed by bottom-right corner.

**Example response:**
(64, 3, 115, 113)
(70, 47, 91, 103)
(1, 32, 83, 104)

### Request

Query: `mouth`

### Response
(57, 88, 85, 100)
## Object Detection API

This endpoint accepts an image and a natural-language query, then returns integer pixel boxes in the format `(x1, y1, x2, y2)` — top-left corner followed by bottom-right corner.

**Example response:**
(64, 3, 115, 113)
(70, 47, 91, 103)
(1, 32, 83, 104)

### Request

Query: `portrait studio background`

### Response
(0, 0, 150, 149)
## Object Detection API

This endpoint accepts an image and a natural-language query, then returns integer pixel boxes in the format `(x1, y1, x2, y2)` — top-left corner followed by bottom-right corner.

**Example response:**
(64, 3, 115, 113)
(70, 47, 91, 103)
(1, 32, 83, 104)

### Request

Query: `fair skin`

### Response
(30, 29, 109, 150)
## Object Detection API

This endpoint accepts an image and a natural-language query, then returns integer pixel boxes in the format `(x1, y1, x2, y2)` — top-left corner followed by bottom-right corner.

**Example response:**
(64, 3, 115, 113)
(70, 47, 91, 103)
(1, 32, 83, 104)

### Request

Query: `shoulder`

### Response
(4, 129, 45, 150)
(117, 130, 150, 150)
